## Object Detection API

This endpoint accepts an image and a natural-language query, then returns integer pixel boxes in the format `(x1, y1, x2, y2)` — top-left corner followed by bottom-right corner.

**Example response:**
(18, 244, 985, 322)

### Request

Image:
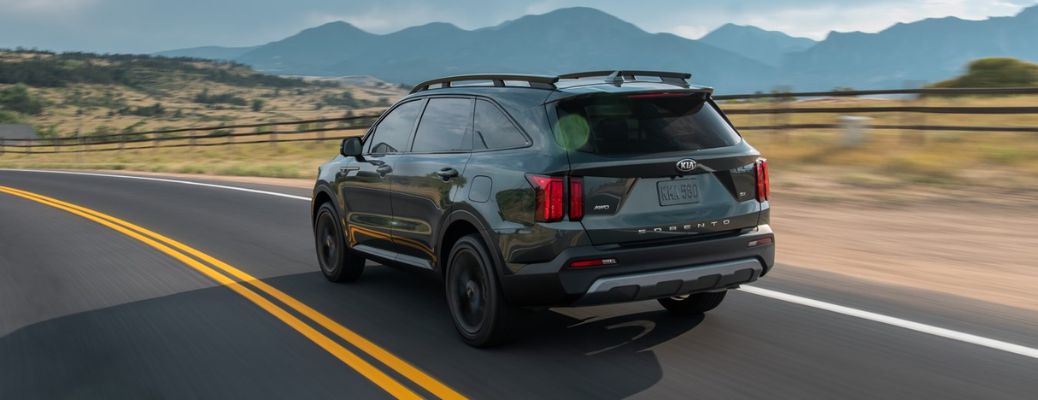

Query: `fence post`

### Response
(0, 138, 5, 156)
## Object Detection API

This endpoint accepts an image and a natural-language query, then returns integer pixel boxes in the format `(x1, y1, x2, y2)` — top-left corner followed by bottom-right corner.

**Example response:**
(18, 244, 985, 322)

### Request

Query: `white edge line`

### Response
(0, 169, 312, 201)
(5, 169, 1036, 360)
(739, 286, 1038, 360)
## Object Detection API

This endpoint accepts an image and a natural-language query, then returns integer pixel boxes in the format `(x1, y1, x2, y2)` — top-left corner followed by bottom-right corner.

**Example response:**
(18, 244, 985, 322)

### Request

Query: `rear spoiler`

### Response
(558, 70, 692, 88)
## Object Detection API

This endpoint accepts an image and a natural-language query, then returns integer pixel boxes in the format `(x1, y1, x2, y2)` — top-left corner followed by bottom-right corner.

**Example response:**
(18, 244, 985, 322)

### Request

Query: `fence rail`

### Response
(1, 87, 1037, 155)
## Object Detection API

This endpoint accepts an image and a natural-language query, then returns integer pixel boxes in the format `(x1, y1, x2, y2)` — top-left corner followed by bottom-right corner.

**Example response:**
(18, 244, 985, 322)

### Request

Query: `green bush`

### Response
(931, 58, 1038, 88)
(0, 84, 45, 115)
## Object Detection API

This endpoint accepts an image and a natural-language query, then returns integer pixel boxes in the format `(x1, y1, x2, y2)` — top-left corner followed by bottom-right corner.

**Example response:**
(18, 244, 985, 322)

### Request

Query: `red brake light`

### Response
(527, 175, 565, 222)
(627, 92, 689, 99)
(756, 159, 770, 202)
(569, 177, 584, 221)
(569, 258, 617, 268)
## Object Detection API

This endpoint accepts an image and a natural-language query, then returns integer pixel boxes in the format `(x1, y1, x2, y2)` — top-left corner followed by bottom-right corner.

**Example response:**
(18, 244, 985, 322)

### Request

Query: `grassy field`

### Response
(3, 94, 1038, 205)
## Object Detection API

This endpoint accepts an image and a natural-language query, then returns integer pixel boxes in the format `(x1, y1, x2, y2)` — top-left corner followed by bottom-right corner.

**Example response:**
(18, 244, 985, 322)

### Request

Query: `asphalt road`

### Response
(1, 169, 1036, 399)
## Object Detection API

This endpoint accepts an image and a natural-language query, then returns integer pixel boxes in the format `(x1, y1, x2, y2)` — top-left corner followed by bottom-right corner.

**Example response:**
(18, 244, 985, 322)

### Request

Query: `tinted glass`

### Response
(474, 100, 528, 150)
(368, 100, 423, 154)
(554, 93, 741, 154)
(412, 98, 474, 152)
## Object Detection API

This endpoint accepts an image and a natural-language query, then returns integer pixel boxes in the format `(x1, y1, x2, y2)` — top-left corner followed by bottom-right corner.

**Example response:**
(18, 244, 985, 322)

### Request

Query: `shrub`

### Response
(931, 58, 1038, 88)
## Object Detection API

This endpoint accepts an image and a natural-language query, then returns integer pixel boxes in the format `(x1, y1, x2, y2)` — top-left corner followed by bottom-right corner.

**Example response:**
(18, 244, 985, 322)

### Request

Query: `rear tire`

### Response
(445, 234, 512, 347)
(314, 203, 365, 283)
(658, 291, 728, 315)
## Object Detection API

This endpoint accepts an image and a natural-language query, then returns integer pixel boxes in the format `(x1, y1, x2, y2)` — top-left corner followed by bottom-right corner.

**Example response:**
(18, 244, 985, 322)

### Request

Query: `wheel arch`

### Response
(438, 208, 504, 278)
(311, 185, 336, 228)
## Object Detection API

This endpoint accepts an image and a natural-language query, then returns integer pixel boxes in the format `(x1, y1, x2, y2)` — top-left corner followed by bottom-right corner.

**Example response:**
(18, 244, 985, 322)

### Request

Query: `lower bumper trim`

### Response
(575, 258, 763, 305)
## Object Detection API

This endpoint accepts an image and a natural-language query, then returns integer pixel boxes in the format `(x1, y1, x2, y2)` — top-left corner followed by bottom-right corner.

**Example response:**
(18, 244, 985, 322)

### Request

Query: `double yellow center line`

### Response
(0, 185, 465, 400)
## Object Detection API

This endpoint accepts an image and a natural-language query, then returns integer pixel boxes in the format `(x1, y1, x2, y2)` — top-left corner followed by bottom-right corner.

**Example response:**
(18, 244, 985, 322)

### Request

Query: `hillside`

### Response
(0, 50, 405, 137)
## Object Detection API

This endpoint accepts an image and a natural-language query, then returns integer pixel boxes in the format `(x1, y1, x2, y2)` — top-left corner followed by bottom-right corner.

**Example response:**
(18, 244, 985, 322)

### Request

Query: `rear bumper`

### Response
(499, 225, 775, 306)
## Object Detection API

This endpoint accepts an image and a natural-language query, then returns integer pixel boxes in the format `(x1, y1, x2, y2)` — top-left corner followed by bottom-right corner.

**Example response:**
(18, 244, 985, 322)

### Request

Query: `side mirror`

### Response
(340, 137, 363, 157)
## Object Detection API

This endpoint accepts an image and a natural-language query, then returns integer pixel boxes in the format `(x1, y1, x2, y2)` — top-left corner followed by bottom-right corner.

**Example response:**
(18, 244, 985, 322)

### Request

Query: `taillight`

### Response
(527, 175, 565, 222)
(569, 177, 584, 221)
(755, 159, 770, 202)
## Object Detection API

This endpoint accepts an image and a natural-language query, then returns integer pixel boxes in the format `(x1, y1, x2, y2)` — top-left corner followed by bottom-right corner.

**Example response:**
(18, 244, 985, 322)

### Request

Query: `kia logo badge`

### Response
(676, 159, 697, 173)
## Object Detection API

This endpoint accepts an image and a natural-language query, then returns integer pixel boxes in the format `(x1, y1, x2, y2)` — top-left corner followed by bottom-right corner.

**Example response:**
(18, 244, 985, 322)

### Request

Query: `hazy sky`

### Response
(2, 0, 1036, 53)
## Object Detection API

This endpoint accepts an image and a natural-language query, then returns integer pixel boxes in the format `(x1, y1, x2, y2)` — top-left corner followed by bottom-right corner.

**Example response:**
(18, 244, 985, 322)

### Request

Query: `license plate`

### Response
(657, 179, 700, 206)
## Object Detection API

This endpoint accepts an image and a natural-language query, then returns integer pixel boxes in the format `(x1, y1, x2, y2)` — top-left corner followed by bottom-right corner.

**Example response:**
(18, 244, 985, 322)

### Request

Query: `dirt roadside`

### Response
(80, 169, 1038, 311)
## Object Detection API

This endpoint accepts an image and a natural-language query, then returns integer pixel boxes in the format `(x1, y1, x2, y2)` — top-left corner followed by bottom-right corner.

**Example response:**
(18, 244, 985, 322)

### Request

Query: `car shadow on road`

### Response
(265, 265, 708, 399)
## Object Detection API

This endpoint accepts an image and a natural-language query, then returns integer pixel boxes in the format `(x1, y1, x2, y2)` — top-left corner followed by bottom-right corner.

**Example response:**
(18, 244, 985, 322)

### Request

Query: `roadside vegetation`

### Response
(0, 49, 406, 139)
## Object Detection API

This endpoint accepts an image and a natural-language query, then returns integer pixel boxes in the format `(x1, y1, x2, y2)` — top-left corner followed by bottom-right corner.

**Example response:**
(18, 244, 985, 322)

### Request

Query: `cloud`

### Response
(1, 0, 95, 15)
(2, 0, 1037, 53)
(671, 25, 713, 40)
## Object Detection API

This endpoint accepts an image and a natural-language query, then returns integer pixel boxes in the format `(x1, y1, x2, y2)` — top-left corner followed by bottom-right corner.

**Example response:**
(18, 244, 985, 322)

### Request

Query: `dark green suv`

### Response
(311, 70, 775, 346)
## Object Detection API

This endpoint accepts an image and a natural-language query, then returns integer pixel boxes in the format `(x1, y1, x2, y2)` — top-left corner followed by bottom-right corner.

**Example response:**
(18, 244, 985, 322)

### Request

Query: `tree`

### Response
(0, 110, 22, 123)
(931, 58, 1038, 88)
(0, 84, 45, 115)
(251, 99, 265, 112)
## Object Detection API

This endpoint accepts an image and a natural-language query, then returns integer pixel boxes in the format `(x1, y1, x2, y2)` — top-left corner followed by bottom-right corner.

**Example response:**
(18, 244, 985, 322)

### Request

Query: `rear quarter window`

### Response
(473, 99, 529, 150)
(554, 93, 741, 154)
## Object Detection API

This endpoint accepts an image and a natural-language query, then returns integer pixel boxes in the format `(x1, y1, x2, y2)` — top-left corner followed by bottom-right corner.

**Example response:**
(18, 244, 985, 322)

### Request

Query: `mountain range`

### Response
(158, 5, 1038, 93)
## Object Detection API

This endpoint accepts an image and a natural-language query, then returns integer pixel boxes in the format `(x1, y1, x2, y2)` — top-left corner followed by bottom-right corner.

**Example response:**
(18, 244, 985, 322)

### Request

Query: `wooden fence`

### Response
(2, 86, 1037, 155)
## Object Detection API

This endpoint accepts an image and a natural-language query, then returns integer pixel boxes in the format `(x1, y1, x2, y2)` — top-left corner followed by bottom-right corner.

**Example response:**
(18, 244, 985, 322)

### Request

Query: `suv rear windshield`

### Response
(554, 93, 741, 154)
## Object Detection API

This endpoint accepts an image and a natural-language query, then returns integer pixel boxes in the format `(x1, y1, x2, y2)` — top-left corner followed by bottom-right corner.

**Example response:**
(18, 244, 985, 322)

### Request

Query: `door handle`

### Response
(435, 167, 459, 180)
(376, 164, 393, 176)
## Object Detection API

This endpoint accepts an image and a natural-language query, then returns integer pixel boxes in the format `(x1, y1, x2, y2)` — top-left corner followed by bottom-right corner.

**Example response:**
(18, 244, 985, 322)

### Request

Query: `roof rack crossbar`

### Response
(411, 74, 559, 94)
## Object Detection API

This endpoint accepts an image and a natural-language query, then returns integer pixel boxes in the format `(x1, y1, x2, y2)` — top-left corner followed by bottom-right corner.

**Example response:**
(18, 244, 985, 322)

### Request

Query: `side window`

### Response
(367, 100, 423, 154)
(411, 98, 474, 153)
(474, 100, 528, 150)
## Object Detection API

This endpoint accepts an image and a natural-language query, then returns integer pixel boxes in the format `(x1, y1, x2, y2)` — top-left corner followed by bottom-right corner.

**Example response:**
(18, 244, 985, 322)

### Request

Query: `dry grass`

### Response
(4, 78, 404, 137)
(3, 95, 1038, 205)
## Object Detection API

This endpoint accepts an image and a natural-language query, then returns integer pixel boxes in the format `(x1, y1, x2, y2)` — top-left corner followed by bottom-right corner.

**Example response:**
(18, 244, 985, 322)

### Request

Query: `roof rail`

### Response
(410, 74, 559, 94)
(558, 70, 691, 88)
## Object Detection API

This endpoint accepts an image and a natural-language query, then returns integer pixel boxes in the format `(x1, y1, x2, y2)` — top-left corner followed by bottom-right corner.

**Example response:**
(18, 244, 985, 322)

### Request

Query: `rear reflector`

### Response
(569, 177, 584, 221)
(527, 175, 565, 222)
(569, 258, 618, 268)
(756, 159, 770, 202)
(748, 237, 774, 247)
